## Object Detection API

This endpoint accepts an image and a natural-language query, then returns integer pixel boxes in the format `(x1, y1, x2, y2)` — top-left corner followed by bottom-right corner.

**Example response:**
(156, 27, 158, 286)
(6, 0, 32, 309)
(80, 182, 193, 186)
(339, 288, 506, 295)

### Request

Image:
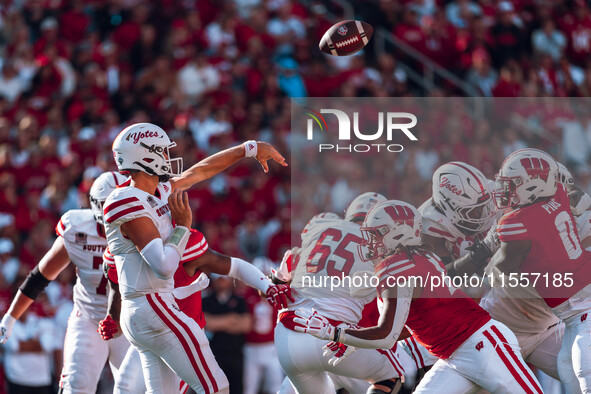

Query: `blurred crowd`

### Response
(2, 0, 591, 392)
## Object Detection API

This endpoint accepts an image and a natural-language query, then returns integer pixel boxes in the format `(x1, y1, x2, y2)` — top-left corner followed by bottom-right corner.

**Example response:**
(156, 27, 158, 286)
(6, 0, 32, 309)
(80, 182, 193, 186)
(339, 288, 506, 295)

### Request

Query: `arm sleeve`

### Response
(229, 257, 272, 293)
(338, 283, 414, 349)
(140, 226, 191, 280)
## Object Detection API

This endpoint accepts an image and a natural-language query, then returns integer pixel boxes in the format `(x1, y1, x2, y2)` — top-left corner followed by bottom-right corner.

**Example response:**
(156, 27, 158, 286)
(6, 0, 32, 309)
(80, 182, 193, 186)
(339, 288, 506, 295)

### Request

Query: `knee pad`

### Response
(368, 378, 399, 394)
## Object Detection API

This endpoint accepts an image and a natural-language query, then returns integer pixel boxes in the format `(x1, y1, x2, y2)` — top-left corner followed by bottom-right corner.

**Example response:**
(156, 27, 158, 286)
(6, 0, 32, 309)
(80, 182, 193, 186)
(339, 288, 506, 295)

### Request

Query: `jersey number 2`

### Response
(93, 257, 108, 295)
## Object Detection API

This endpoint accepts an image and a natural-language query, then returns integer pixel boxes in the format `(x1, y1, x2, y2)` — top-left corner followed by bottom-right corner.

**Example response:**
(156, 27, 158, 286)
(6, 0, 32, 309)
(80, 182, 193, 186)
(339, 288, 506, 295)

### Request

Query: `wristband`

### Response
(244, 140, 257, 158)
(334, 327, 344, 343)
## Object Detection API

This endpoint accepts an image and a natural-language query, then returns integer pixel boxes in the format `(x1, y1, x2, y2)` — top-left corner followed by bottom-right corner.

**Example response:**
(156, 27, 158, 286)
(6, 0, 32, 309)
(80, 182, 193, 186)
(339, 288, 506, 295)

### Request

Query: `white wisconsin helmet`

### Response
(89, 171, 128, 225)
(557, 162, 574, 185)
(432, 162, 495, 233)
(302, 212, 340, 234)
(345, 192, 387, 223)
(112, 123, 183, 181)
(493, 148, 558, 209)
(358, 200, 422, 262)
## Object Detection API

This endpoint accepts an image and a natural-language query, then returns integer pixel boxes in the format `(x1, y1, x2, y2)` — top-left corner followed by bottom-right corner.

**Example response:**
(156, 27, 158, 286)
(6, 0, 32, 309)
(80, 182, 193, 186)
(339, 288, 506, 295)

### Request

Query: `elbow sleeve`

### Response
(229, 257, 271, 293)
(140, 227, 191, 280)
(140, 239, 180, 279)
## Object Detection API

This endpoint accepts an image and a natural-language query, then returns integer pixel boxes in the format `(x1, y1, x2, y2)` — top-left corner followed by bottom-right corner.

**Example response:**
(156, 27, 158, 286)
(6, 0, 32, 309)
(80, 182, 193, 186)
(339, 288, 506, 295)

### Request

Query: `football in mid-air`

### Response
(319, 20, 373, 56)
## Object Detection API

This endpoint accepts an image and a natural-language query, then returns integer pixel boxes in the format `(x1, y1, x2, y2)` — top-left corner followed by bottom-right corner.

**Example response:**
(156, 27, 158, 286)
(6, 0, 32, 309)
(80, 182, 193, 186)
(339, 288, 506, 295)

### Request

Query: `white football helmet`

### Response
(89, 171, 128, 225)
(432, 162, 495, 233)
(493, 148, 558, 209)
(557, 162, 574, 185)
(112, 123, 182, 181)
(358, 200, 422, 262)
(302, 212, 340, 234)
(344, 192, 387, 223)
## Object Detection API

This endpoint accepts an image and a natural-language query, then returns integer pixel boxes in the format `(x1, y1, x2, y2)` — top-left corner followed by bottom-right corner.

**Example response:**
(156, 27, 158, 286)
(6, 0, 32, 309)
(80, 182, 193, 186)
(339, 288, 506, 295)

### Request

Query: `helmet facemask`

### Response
(453, 193, 495, 232)
(493, 175, 523, 209)
(89, 195, 105, 225)
(136, 141, 183, 180)
(358, 225, 390, 262)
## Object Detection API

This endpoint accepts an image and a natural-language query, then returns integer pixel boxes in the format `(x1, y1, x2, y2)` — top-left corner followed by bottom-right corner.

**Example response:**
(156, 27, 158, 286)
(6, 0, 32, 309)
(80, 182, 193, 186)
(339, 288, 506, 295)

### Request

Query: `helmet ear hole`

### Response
(143, 158, 154, 163)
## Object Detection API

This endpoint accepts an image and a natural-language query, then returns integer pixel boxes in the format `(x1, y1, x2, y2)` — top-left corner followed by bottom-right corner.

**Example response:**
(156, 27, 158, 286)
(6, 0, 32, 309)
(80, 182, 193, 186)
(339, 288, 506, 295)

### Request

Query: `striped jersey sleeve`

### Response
(496, 211, 528, 242)
(55, 212, 68, 237)
(180, 229, 209, 264)
(103, 247, 119, 284)
(103, 189, 147, 225)
(375, 254, 416, 290)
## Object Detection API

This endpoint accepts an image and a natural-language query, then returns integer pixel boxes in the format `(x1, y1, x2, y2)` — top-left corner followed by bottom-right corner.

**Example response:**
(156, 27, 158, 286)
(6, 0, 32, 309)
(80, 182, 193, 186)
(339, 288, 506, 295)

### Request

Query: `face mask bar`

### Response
(89, 195, 105, 225)
(358, 226, 388, 262)
(140, 141, 184, 177)
(454, 196, 495, 232)
(493, 176, 522, 209)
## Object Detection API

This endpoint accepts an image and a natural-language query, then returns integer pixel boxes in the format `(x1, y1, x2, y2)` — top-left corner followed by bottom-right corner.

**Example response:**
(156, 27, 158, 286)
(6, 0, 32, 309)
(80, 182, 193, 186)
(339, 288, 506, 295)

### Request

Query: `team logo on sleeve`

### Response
(520, 157, 550, 181)
(75, 232, 88, 244)
(146, 196, 158, 208)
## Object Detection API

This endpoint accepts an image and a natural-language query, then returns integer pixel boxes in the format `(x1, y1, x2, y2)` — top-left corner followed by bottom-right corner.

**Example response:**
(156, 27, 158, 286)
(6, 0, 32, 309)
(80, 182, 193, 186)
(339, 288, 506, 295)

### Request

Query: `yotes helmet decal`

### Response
(112, 123, 183, 181)
(432, 162, 495, 233)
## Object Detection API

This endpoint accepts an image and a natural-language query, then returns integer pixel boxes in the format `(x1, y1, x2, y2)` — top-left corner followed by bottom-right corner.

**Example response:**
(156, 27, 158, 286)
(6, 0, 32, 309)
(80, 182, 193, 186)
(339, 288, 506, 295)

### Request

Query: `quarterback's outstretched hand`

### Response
(98, 315, 119, 341)
(254, 142, 288, 173)
(266, 284, 294, 309)
(323, 341, 357, 366)
(293, 310, 336, 341)
(0, 314, 16, 344)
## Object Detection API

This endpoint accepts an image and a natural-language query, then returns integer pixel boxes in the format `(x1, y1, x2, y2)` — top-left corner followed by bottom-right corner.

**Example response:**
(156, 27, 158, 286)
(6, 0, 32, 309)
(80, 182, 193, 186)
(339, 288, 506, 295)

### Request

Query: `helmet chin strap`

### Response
(132, 161, 169, 182)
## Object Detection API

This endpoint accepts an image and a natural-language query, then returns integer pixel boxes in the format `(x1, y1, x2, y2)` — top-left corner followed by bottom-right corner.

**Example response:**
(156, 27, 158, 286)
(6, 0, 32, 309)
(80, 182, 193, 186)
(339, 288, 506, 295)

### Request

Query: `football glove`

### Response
(98, 316, 119, 341)
(266, 284, 294, 309)
(0, 314, 16, 344)
(323, 341, 357, 366)
(293, 310, 336, 341)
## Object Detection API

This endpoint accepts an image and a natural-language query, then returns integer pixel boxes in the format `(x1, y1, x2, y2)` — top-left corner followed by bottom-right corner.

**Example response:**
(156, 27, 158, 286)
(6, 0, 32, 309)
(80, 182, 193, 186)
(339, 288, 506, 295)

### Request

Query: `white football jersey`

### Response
(289, 218, 375, 324)
(56, 209, 109, 321)
(103, 181, 174, 299)
(419, 198, 559, 333)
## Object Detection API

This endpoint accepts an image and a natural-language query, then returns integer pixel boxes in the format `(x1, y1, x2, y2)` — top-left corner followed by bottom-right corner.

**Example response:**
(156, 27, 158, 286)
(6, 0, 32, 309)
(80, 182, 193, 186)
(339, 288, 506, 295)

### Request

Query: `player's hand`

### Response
(168, 190, 192, 228)
(98, 315, 119, 341)
(293, 310, 336, 341)
(0, 314, 16, 344)
(266, 284, 294, 309)
(482, 224, 500, 255)
(323, 341, 357, 366)
(253, 141, 288, 173)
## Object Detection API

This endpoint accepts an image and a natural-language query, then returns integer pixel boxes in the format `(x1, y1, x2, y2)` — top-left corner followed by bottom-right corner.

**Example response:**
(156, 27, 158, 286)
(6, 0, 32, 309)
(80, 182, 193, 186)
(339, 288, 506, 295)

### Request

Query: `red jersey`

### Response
(104, 229, 209, 328)
(375, 250, 490, 359)
(244, 288, 277, 344)
(496, 184, 591, 307)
